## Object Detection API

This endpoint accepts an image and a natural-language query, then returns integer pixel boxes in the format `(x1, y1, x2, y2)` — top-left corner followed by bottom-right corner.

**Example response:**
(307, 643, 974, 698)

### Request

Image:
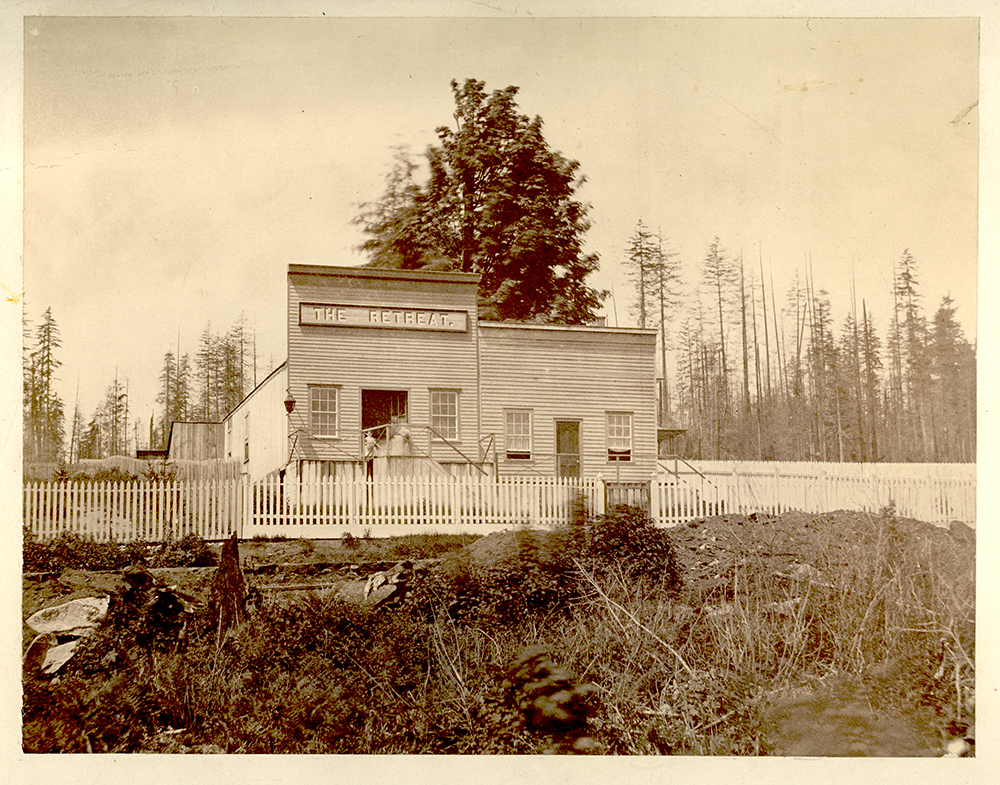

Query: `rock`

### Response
(23, 633, 57, 674)
(364, 560, 415, 609)
(24, 633, 85, 676)
(26, 596, 110, 636)
(40, 638, 83, 675)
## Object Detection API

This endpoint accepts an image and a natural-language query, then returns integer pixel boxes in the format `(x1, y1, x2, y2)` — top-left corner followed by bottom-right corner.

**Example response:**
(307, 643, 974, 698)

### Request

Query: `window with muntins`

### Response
(607, 412, 632, 461)
(505, 410, 532, 460)
(310, 386, 338, 437)
(430, 390, 459, 440)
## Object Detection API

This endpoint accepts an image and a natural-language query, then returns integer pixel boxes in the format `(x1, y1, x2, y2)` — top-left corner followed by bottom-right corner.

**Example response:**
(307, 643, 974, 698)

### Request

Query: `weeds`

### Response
(22, 506, 973, 754)
(23, 528, 215, 572)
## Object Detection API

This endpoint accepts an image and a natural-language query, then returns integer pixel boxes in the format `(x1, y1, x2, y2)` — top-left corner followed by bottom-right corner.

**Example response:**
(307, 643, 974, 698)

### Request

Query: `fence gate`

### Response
(605, 481, 651, 514)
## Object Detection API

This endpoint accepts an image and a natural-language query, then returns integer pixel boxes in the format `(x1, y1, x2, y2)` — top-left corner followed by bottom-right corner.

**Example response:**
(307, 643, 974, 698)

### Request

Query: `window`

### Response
(430, 389, 459, 440)
(607, 412, 632, 461)
(504, 410, 532, 460)
(310, 386, 339, 437)
(243, 411, 250, 463)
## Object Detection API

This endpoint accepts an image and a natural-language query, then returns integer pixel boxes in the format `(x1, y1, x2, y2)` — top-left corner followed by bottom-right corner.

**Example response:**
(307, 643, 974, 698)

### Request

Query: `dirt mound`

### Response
(665, 509, 972, 602)
(465, 529, 551, 568)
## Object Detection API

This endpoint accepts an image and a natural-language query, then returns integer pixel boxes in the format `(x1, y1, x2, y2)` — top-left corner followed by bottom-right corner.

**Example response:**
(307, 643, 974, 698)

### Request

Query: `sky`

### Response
(14, 13, 983, 447)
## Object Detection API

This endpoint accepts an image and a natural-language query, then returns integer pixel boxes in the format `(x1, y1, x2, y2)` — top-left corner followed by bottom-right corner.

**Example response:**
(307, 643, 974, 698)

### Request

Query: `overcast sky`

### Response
(17, 14, 981, 444)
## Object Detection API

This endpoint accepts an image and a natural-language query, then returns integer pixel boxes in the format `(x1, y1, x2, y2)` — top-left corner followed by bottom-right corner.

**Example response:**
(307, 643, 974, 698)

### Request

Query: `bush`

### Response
(555, 504, 682, 592)
(149, 533, 216, 568)
(22, 528, 213, 572)
(23, 530, 129, 573)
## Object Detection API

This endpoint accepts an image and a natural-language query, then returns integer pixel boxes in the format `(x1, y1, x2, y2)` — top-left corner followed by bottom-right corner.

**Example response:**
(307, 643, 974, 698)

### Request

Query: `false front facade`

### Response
(224, 265, 658, 483)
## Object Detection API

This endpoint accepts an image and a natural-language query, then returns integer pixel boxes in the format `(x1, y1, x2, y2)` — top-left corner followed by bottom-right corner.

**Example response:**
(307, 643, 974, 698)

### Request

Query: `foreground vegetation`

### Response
(22, 507, 973, 754)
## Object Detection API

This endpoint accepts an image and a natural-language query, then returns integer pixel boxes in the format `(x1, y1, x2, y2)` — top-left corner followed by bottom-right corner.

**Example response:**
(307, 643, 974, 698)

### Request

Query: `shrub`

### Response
(341, 532, 359, 550)
(23, 529, 130, 573)
(554, 504, 682, 593)
(150, 533, 216, 568)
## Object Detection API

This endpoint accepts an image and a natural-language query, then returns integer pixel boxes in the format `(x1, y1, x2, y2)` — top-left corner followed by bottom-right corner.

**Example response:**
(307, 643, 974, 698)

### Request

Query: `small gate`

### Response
(605, 481, 650, 514)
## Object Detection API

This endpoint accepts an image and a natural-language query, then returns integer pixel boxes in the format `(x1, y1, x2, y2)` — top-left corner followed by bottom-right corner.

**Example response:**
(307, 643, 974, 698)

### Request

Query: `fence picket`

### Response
(24, 461, 975, 543)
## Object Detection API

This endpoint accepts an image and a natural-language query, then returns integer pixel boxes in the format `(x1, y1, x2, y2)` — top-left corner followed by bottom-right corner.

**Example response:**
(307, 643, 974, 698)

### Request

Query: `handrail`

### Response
(359, 420, 489, 475)
(658, 455, 717, 488)
(423, 425, 489, 475)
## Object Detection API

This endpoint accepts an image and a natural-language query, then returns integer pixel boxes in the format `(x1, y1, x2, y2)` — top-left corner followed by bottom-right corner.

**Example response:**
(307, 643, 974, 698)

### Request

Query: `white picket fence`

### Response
(23, 462, 975, 543)
(22, 479, 242, 543)
(245, 474, 600, 539)
(655, 460, 976, 527)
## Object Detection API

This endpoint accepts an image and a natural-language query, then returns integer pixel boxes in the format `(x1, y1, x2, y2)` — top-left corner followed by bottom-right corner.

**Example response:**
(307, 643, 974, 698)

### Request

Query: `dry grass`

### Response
(22, 508, 973, 755)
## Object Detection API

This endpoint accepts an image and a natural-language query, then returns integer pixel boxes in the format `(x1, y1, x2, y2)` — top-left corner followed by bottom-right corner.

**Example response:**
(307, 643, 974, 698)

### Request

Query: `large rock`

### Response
(26, 596, 110, 636)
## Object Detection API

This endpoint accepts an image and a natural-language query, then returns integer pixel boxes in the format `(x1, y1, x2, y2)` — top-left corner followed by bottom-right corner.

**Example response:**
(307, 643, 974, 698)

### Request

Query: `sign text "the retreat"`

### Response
(300, 303, 468, 332)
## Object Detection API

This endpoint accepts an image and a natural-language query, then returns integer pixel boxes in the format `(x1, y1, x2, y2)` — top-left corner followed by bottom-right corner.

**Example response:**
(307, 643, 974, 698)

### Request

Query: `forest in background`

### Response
(23, 238, 975, 467)
(23, 313, 263, 463)
(623, 225, 975, 463)
(24, 78, 975, 467)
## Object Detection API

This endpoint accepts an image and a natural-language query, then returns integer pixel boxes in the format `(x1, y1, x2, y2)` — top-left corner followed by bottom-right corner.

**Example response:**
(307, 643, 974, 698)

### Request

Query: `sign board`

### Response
(300, 303, 468, 332)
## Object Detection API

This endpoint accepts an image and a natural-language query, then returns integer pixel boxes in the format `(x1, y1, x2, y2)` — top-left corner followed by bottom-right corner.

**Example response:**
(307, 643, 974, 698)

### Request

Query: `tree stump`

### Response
(208, 533, 246, 648)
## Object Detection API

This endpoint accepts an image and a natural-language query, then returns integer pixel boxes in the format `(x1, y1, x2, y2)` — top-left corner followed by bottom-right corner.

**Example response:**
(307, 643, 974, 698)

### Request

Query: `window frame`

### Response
(309, 385, 340, 439)
(606, 411, 633, 462)
(429, 388, 460, 442)
(504, 409, 533, 461)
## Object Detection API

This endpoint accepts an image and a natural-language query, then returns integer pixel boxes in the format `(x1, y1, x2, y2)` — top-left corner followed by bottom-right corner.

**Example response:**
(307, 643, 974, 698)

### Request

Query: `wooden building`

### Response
(224, 265, 659, 482)
(167, 421, 225, 462)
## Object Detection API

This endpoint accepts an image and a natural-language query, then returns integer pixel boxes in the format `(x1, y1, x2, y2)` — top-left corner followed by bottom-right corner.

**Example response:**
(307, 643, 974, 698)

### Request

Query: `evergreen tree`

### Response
(24, 307, 65, 463)
(928, 296, 976, 461)
(356, 78, 605, 323)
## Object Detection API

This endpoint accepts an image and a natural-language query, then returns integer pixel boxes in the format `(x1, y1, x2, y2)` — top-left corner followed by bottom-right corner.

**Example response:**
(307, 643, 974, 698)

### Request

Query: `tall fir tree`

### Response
(356, 78, 605, 323)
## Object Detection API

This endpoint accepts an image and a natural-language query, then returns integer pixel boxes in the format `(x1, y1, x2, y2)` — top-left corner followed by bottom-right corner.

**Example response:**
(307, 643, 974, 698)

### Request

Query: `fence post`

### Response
(649, 472, 660, 526)
(595, 473, 606, 516)
(238, 474, 246, 539)
(773, 464, 780, 515)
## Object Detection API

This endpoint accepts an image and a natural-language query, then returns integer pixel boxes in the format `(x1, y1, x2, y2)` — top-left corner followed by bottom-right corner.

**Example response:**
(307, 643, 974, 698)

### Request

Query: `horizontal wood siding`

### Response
(287, 269, 480, 467)
(479, 325, 658, 480)
(224, 364, 288, 481)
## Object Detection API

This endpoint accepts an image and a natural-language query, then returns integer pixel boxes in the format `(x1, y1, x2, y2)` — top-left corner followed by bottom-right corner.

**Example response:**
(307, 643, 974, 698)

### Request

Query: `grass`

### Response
(21, 508, 973, 754)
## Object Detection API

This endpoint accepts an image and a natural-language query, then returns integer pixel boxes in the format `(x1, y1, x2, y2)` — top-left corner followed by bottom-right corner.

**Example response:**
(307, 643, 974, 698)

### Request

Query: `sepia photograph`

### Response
(6, 1, 992, 775)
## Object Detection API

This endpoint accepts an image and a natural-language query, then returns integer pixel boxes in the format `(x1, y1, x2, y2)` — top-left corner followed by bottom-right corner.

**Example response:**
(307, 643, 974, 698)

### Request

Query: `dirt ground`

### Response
(22, 510, 974, 756)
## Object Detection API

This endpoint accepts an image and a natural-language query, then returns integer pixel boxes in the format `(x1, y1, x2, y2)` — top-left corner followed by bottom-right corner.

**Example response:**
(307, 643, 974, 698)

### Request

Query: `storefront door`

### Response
(362, 389, 408, 434)
(555, 421, 581, 477)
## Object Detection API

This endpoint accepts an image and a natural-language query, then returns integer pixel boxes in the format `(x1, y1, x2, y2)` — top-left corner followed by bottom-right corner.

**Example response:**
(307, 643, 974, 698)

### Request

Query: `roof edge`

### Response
(288, 264, 480, 285)
(478, 321, 657, 336)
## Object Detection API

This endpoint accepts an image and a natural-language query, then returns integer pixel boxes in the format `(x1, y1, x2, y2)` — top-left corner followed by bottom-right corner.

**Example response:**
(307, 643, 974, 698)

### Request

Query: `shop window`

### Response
(430, 389, 459, 440)
(310, 386, 339, 438)
(504, 410, 532, 460)
(607, 412, 632, 461)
